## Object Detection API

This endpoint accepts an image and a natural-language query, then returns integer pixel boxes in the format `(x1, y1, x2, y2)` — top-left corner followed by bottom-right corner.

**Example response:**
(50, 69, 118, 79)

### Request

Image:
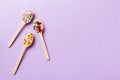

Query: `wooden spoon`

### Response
(12, 32, 34, 75)
(8, 10, 34, 48)
(33, 20, 50, 61)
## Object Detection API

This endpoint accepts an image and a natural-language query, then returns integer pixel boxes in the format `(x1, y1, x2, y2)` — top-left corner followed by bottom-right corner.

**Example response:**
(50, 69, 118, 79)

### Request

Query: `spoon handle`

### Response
(38, 33, 50, 61)
(7, 21, 25, 48)
(12, 46, 27, 75)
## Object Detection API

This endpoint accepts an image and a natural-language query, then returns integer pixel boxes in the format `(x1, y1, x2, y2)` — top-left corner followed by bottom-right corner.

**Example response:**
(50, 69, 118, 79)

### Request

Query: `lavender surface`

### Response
(0, 0, 120, 80)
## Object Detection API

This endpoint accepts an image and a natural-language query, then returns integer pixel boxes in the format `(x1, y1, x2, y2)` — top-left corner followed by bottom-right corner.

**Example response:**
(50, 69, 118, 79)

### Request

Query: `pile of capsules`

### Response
(7, 10, 50, 75)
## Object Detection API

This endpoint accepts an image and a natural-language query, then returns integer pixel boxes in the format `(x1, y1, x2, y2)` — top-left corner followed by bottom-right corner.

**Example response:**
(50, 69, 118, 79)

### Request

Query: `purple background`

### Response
(0, 0, 120, 80)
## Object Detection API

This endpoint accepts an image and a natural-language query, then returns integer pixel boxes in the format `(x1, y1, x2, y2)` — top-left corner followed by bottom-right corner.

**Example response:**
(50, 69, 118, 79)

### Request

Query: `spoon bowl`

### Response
(22, 10, 33, 24)
(33, 20, 43, 33)
(23, 32, 34, 47)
